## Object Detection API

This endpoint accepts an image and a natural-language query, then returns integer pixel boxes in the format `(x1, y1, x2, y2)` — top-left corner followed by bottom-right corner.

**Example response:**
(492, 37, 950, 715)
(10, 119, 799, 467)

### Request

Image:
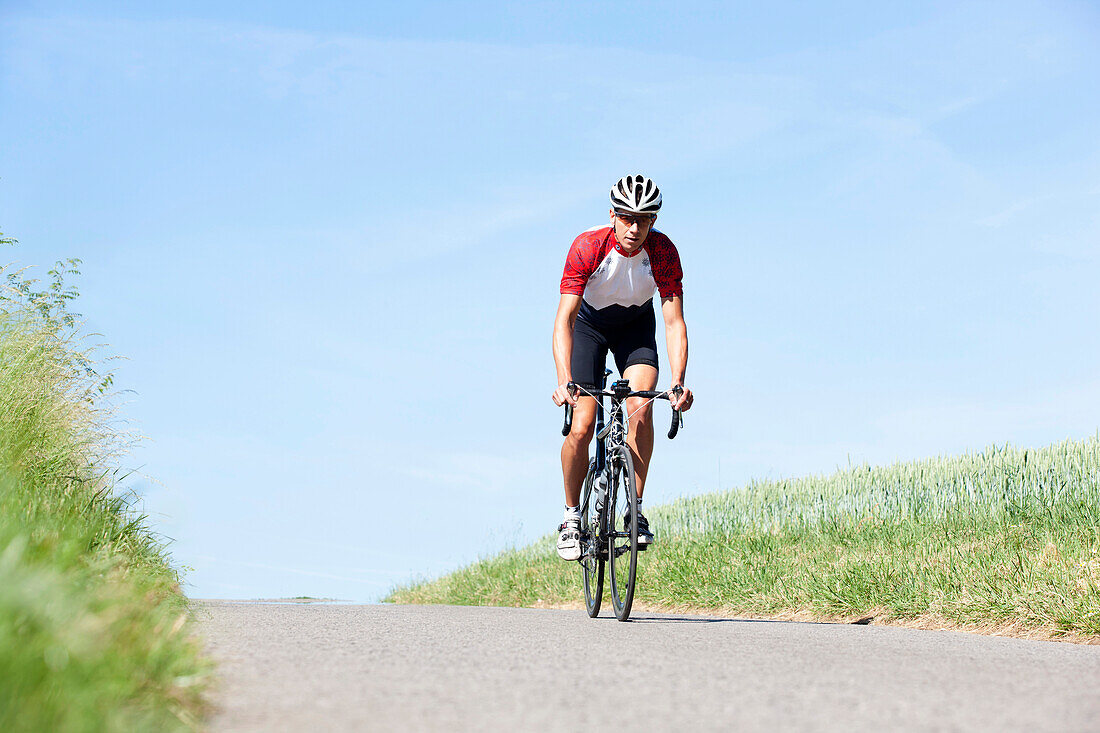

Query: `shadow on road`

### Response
(615, 616, 783, 624)
(619, 615, 839, 626)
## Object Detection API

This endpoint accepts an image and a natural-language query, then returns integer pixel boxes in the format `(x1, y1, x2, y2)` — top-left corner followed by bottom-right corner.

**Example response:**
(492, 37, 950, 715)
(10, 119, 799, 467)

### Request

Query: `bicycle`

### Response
(561, 369, 683, 621)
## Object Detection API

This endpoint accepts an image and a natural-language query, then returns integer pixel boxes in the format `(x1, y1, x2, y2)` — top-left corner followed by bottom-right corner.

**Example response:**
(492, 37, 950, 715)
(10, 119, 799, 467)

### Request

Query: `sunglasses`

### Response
(614, 211, 656, 227)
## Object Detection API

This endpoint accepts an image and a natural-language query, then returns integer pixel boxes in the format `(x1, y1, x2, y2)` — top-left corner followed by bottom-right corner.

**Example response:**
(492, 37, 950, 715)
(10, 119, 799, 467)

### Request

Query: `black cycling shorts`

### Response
(571, 306, 658, 389)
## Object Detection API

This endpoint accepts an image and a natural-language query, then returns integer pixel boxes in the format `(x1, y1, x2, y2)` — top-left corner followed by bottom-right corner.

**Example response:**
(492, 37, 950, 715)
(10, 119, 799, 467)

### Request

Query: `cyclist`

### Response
(551, 174, 694, 561)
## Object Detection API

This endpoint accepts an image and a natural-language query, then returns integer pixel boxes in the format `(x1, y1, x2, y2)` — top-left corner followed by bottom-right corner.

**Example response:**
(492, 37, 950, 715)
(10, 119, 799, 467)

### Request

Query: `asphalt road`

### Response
(197, 601, 1100, 732)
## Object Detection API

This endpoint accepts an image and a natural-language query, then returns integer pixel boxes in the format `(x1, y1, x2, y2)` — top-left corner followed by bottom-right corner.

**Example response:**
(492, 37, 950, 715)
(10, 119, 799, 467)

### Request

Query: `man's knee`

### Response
(564, 398, 598, 445)
(568, 416, 596, 444)
(625, 397, 653, 426)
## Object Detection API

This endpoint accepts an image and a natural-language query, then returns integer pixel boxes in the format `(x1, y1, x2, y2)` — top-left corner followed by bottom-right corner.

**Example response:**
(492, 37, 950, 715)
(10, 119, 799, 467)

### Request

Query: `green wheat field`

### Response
(389, 438, 1100, 641)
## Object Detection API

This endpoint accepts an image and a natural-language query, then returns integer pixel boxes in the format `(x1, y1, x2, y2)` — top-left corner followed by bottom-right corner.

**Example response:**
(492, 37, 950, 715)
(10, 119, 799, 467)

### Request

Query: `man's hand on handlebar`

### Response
(552, 382, 578, 407)
(670, 384, 694, 412)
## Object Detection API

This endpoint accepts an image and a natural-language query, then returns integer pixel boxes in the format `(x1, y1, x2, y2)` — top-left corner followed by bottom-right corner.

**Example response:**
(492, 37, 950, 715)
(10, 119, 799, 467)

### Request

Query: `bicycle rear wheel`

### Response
(580, 460, 604, 617)
(608, 445, 638, 621)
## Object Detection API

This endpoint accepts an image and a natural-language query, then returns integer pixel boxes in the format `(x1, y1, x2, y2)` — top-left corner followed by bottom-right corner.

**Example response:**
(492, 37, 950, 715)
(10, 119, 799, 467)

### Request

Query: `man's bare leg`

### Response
(622, 364, 658, 499)
(561, 396, 597, 507)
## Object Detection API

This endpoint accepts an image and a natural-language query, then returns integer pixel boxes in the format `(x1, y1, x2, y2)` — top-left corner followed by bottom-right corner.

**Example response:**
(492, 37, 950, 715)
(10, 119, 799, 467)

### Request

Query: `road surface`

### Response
(197, 601, 1100, 732)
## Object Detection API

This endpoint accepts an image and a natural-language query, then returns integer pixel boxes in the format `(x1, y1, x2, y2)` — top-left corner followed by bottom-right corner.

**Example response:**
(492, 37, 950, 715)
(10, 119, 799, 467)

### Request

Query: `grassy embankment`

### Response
(0, 243, 210, 730)
(389, 437, 1100, 641)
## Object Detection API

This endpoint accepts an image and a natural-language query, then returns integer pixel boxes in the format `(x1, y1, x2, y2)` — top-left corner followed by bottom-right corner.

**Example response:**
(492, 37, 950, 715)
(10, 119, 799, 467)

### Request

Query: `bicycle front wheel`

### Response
(580, 460, 604, 618)
(608, 445, 638, 621)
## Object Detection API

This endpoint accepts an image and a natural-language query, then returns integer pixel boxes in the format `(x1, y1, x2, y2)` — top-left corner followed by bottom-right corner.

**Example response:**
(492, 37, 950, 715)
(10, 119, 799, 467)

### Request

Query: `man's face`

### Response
(610, 209, 656, 252)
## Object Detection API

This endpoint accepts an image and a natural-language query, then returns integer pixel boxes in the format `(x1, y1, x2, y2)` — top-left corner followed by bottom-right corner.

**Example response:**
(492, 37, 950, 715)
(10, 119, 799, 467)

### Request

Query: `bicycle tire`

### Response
(580, 460, 604, 617)
(608, 445, 638, 621)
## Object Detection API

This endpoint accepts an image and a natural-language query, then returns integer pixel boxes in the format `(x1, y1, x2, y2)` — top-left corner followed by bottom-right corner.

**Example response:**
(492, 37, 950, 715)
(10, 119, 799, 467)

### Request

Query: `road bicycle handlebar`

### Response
(562, 402, 573, 436)
(561, 383, 683, 439)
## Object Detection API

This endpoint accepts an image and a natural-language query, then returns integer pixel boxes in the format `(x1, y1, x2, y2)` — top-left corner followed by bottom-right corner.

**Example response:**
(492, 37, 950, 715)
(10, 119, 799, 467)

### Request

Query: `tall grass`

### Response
(389, 439, 1100, 639)
(0, 242, 209, 730)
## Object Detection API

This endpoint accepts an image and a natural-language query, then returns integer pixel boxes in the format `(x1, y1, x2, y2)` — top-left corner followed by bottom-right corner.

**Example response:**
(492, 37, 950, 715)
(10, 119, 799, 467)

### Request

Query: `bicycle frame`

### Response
(592, 368, 612, 477)
(562, 373, 682, 529)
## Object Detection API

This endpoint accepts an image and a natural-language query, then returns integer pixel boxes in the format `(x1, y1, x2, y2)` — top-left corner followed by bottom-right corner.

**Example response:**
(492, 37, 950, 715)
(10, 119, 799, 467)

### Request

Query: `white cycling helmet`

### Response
(610, 174, 662, 214)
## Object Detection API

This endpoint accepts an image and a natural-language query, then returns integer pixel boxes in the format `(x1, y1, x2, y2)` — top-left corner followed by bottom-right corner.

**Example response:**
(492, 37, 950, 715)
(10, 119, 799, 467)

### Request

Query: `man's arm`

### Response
(552, 294, 584, 406)
(661, 295, 694, 411)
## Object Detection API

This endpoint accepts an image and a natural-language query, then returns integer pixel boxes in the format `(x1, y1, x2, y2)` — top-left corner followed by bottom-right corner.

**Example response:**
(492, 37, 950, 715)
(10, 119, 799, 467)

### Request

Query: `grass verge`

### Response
(388, 438, 1100, 642)
(0, 307, 211, 730)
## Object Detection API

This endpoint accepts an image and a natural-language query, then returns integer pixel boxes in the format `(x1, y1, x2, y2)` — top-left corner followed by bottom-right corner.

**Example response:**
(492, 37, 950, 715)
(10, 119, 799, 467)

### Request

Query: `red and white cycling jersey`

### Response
(560, 225, 683, 327)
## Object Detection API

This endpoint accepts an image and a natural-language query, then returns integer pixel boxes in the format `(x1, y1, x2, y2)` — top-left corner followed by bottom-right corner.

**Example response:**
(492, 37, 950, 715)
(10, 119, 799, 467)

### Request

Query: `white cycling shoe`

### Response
(557, 518, 582, 561)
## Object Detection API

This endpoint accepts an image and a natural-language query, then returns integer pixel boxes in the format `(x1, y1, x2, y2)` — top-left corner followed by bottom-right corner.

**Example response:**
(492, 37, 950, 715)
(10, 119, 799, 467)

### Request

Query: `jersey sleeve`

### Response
(560, 232, 600, 296)
(651, 237, 684, 299)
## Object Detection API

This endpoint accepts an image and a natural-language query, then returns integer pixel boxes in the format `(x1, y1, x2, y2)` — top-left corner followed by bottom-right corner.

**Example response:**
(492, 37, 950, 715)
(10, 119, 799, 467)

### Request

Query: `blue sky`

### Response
(2, 1, 1098, 601)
